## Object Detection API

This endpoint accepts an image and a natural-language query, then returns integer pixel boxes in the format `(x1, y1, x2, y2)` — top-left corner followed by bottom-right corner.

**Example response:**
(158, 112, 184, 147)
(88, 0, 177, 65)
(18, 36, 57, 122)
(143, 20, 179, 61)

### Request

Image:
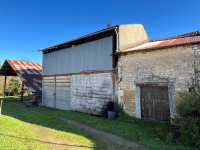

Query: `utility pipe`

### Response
(115, 27, 119, 52)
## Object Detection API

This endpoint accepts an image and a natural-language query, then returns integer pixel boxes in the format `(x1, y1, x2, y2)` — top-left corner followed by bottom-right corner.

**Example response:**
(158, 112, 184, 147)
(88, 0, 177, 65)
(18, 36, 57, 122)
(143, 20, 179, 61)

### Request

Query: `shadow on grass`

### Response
(0, 133, 94, 149)
(1, 101, 107, 150)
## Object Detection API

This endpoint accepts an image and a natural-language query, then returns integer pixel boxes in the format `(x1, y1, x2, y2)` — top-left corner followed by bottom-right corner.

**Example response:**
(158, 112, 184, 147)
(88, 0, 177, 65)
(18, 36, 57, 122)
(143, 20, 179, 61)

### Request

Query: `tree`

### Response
(0, 61, 3, 95)
(20, 57, 31, 62)
(8, 77, 21, 95)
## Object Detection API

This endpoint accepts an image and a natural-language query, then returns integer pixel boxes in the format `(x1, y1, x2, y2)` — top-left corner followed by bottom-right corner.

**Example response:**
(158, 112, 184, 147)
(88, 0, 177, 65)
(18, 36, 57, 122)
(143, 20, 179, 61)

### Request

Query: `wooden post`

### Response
(21, 83, 24, 103)
(0, 100, 3, 116)
(3, 76, 7, 100)
(54, 76, 56, 108)
(111, 73, 116, 110)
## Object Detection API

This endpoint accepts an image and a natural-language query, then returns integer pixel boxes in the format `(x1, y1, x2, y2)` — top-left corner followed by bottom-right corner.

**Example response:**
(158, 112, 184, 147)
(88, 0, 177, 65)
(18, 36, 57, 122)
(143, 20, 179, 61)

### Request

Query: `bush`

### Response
(180, 117, 200, 148)
(176, 93, 200, 119)
(115, 101, 137, 123)
(175, 92, 200, 148)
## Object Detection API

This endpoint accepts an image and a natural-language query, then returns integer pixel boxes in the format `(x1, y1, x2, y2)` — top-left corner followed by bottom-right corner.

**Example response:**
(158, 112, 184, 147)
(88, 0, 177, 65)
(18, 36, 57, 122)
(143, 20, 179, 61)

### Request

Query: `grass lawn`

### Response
(0, 95, 33, 101)
(0, 115, 47, 149)
(0, 97, 128, 150)
(0, 96, 198, 150)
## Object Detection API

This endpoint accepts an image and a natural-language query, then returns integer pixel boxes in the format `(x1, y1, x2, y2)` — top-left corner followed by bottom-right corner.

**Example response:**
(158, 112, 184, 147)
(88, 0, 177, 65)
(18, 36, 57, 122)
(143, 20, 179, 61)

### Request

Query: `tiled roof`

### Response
(0, 60, 42, 92)
(123, 30, 200, 52)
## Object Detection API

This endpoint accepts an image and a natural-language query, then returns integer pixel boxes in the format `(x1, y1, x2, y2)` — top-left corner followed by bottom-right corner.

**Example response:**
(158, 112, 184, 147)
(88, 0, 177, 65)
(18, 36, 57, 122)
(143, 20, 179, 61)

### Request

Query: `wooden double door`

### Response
(140, 86, 170, 122)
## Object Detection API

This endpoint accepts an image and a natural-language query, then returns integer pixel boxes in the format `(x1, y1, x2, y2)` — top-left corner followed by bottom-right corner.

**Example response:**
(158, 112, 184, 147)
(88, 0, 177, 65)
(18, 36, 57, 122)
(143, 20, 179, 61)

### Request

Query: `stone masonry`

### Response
(71, 73, 115, 116)
(118, 44, 200, 118)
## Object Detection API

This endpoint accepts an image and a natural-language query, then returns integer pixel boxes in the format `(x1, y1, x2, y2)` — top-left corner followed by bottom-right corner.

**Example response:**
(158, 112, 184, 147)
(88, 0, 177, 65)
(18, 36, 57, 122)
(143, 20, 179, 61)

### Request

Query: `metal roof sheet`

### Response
(0, 60, 42, 92)
(40, 25, 118, 53)
(150, 30, 200, 41)
(124, 35, 200, 52)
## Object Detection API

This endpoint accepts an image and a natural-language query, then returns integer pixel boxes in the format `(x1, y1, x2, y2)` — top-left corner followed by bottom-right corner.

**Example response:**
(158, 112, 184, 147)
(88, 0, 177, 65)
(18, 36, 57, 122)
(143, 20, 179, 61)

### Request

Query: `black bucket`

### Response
(108, 110, 117, 120)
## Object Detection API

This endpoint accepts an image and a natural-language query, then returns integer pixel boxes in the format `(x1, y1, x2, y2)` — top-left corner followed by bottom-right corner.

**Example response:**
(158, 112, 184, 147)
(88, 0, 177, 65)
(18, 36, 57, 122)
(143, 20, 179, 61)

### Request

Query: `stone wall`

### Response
(71, 73, 115, 116)
(118, 44, 200, 118)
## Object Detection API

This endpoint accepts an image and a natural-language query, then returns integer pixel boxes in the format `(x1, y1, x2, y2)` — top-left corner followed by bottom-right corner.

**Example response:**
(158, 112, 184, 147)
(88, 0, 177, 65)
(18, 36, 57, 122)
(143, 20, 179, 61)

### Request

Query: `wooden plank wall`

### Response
(43, 76, 71, 110)
(56, 76, 71, 110)
(43, 77, 54, 107)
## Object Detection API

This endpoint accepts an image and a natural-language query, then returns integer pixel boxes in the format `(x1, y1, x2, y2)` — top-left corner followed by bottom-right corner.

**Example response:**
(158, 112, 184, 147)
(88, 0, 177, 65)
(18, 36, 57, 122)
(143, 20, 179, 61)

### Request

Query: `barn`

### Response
(0, 60, 42, 101)
(40, 24, 148, 116)
(116, 30, 200, 122)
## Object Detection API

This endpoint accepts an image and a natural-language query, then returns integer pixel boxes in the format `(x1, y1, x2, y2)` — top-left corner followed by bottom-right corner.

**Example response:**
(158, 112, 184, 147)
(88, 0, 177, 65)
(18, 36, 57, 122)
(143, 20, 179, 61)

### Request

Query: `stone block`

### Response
(118, 90, 124, 96)
(193, 47, 199, 50)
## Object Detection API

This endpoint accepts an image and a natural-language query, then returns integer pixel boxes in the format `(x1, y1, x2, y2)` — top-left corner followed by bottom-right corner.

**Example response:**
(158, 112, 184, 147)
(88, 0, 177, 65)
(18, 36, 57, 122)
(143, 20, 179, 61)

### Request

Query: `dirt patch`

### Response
(32, 125, 93, 150)
(3, 105, 148, 150)
(55, 116, 148, 150)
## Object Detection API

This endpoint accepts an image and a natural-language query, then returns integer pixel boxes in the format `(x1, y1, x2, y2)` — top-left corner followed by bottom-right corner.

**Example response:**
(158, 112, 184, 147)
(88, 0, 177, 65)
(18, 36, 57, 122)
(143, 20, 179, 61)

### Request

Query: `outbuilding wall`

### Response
(42, 36, 114, 114)
(118, 44, 200, 119)
(43, 37, 113, 75)
(41, 24, 152, 116)
(70, 73, 116, 116)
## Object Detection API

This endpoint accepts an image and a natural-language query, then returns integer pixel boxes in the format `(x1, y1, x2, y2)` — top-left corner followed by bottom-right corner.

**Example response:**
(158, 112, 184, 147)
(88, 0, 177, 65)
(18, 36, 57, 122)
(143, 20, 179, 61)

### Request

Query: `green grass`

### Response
(1, 98, 130, 150)
(1, 97, 198, 150)
(0, 115, 47, 149)
(0, 99, 104, 149)
(0, 114, 95, 150)
(0, 95, 32, 100)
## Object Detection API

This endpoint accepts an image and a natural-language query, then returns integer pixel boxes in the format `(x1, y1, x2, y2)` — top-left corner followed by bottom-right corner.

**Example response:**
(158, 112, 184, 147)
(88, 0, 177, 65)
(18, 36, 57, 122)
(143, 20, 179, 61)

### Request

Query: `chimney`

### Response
(107, 24, 111, 28)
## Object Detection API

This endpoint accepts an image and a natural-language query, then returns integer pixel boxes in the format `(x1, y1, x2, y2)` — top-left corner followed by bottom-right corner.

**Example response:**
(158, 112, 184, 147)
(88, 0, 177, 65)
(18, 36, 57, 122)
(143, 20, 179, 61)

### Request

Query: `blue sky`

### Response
(0, 0, 199, 64)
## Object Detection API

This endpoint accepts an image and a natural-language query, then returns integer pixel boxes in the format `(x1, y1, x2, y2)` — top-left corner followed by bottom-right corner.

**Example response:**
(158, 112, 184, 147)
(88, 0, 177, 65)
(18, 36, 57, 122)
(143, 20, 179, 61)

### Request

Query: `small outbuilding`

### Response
(0, 60, 42, 101)
(116, 30, 200, 122)
(40, 23, 200, 123)
(40, 24, 148, 116)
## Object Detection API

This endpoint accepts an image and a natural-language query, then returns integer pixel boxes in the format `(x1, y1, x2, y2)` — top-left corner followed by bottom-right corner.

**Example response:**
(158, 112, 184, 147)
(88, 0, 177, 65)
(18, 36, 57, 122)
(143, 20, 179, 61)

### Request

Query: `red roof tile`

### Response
(0, 60, 42, 92)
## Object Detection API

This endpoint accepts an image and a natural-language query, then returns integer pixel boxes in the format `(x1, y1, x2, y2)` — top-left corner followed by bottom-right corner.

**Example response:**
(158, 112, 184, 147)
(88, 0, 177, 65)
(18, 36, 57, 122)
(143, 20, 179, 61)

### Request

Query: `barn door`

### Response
(55, 76, 71, 110)
(43, 76, 71, 110)
(140, 86, 170, 122)
(43, 77, 55, 108)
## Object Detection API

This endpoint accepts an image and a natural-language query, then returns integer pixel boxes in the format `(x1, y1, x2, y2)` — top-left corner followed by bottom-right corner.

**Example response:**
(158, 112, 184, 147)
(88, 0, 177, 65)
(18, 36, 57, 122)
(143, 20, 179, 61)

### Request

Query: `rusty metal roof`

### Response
(122, 33, 200, 53)
(0, 60, 42, 92)
(150, 30, 200, 42)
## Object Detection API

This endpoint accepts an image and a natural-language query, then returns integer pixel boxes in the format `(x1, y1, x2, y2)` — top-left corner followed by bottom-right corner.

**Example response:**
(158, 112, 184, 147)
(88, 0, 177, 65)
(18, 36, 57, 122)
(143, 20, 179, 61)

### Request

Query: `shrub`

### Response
(180, 116, 200, 148)
(175, 92, 200, 148)
(176, 92, 200, 119)
(115, 101, 137, 123)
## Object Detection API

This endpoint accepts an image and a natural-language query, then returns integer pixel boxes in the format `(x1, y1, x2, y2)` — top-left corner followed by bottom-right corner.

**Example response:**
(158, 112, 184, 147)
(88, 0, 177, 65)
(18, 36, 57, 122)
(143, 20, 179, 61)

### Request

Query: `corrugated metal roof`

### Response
(123, 35, 200, 52)
(0, 60, 42, 92)
(150, 30, 200, 41)
(40, 25, 118, 54)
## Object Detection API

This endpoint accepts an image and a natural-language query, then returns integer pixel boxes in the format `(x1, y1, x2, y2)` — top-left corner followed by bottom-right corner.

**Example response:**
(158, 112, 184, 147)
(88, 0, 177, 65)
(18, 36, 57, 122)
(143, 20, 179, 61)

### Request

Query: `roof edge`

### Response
(115, 41, 200, 55)
(39, 25, 119, 52)
(150, 30, 200, 42)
